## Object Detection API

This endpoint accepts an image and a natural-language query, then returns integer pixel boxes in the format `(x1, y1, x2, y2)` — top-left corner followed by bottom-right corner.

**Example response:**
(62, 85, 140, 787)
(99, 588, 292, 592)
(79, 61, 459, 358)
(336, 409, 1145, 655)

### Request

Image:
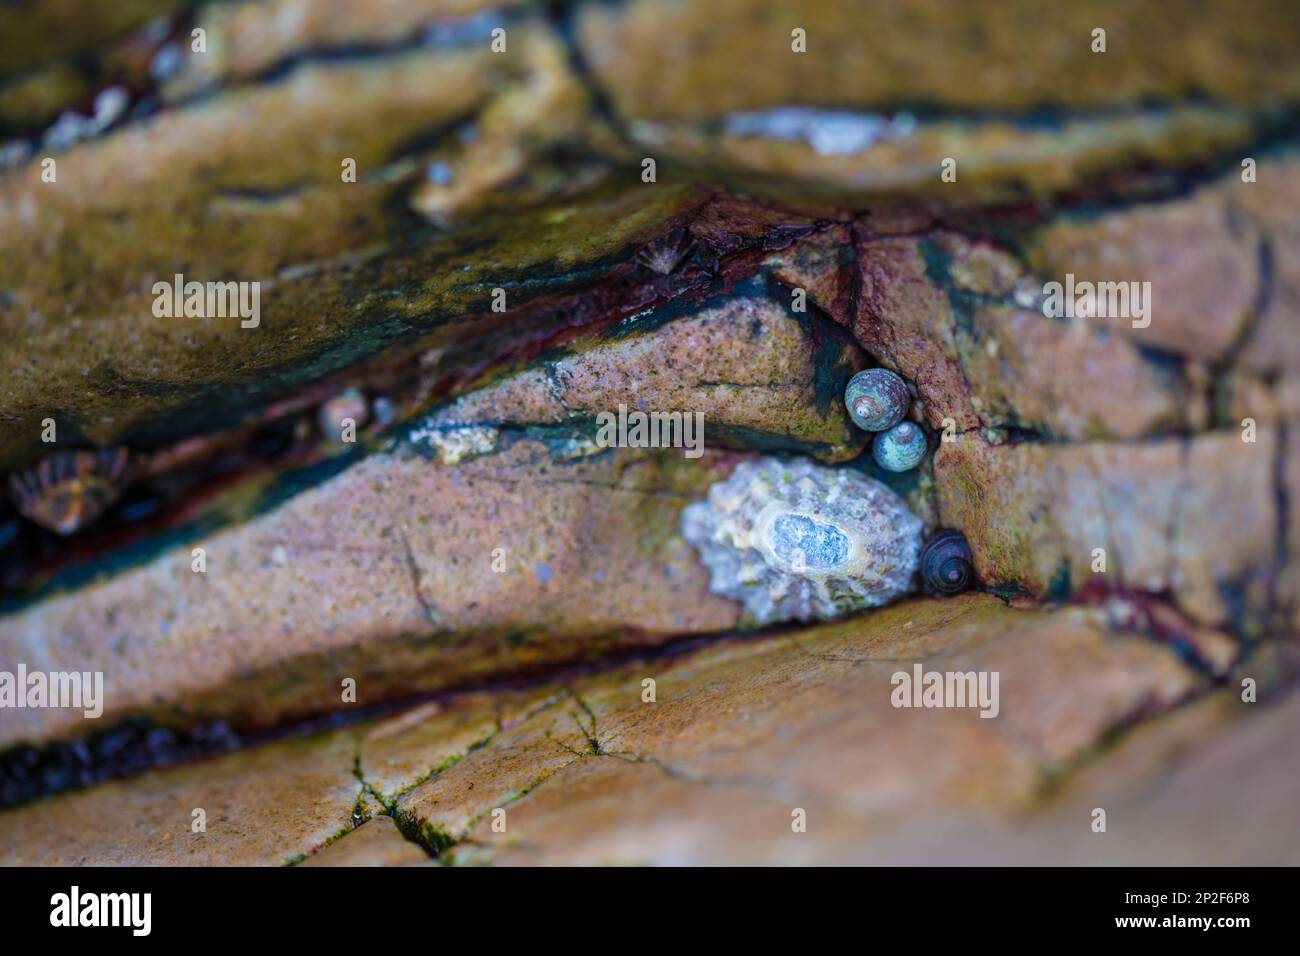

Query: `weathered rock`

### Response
(0, 18, 639, 476)
(577, 0, 1299, 202)
(1282, 429, 1300, 631)
(932, 430, 1278, 627)
(1025, 177, 1264, 361)
(0, 720, 364, 866)
(170, 0, 527, 93)
(298, 815, 432, 867)
(1234, 157, 1300, 376)
(3, 593, 1221, 865)
(851, 230, 1192, 440)
(0, 439, 746, 749)
(441, 596, 1205, 865)
(864, 680, 1300, 865)
(577, 0, 1300, 118)
(0, 0, 1296, 870)
(0, 0, 176, 89)
(959, 303, 1189, 439)
(424, 286, 867, 461)
(853, 232, 980, 430)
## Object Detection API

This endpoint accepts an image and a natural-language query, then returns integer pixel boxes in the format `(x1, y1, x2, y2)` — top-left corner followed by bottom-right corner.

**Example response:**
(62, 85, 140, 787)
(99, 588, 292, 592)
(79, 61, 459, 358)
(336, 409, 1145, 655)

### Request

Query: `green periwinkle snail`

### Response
(844, 368, 909, 432)
(872, 420, 929, 472)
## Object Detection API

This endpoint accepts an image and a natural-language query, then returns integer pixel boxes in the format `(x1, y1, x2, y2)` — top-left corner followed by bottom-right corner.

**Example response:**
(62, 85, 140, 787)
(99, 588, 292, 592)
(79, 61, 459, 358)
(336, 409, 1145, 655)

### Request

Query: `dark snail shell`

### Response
(920, 529, 973, 595)
(9, 448, 129, 535)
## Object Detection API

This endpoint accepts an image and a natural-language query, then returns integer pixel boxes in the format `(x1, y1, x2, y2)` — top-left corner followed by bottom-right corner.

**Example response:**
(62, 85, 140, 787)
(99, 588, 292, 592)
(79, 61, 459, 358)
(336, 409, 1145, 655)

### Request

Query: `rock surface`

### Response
(1, 0, 1298, 866)
(5, 594, 1290, 866)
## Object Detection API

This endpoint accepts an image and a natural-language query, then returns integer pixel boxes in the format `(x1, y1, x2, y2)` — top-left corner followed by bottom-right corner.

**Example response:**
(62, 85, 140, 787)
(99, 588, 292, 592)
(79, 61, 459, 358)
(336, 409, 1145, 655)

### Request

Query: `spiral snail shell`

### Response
(872, 420, 928, 472)
(920, 529, 974, 595)
(844, 368, 910, 432)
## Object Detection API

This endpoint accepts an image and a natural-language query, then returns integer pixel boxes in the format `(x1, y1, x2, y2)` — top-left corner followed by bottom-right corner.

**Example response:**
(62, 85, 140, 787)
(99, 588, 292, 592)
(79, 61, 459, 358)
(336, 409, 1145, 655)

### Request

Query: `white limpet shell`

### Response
(681, 457, 923, 625)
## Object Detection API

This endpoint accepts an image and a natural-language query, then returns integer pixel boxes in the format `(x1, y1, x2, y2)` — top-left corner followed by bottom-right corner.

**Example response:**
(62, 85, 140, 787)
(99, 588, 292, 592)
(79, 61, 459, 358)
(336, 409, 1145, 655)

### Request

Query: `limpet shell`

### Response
(635, 227, 695, 276)
(681, 457, 923, 625)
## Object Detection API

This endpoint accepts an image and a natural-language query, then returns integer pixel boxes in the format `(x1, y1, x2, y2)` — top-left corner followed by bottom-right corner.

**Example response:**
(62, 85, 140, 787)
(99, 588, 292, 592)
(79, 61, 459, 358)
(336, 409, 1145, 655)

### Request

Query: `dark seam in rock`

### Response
(400, 531, 441, 630)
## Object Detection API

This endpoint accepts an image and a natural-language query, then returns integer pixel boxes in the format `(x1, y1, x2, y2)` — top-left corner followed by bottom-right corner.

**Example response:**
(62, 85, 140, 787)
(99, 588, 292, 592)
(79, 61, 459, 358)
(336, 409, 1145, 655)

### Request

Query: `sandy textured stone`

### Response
(630, 106, 1267, 207)
(1026, 177, 1262, 361)
(765, 223, 857, 326)
(0, 723, 363, 866)
(426, 288, 867, 461)
(577, 0, 1300, 119)
(382, 595, 1205, 864)
(0, 0, 176, 84)
(11, 594, 1290, 866)
(1048, 687, 1300, 865)
(0, 62, 91, 133)
(0, 20, 633, 475)
(960, 304, 1188, 439)
(299, 815, 431, 867)
(576, 0, 1297, 203)
(1234, 156, 1300, 376)
(1283, 429, 1300, 631)
(851, 231, 1190, 440)
(853, 232, 980, 431)
(0, 440, 744, 749)
(357, 685, 561, 801)
(0, 0, 1295, 870)
(933, 431, 1278, 627)
(865, 683, 1300, 865)
(176, 0, 523, 90)
(0, 675, 566, 864)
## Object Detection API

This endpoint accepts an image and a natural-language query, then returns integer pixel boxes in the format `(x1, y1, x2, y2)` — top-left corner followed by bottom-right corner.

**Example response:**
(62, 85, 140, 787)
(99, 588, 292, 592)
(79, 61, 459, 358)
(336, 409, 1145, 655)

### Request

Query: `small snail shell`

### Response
(920, 529, 974, 595)
(844, 368, 909, 432)
(872, 421, 928, 472)
(318, 388, 370, 443)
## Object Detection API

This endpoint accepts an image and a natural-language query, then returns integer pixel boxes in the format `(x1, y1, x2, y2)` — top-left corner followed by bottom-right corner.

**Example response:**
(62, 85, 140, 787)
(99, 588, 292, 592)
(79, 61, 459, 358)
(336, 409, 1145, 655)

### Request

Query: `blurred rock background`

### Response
(0, 0, 1297, 864)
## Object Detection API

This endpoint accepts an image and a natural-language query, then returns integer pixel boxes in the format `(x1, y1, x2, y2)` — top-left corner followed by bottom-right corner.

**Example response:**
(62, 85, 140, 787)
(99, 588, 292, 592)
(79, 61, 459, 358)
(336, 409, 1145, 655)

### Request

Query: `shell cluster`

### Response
(681, 457, 924, 625)
(9, 448, 129, 535)
(844, 367, 930, 473)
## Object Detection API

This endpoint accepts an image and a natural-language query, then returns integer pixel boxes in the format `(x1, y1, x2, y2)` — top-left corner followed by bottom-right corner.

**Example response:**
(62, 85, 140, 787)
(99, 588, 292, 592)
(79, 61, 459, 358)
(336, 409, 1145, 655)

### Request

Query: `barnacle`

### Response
(681, 457, 923, 625)
(635, 227, 695, 276)
(9, 448, 129, 536)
